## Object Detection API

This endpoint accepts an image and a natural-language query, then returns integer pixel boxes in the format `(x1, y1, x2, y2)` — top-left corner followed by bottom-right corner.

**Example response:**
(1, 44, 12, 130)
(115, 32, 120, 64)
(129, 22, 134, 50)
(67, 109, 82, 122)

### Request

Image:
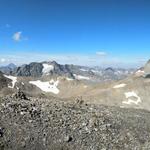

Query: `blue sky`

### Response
(0, 0, 150, 67)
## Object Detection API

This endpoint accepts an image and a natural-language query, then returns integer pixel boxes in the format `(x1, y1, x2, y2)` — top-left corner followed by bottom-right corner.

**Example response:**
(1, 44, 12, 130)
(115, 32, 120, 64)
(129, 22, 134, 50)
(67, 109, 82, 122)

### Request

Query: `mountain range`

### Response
(0, 61, 134, 81)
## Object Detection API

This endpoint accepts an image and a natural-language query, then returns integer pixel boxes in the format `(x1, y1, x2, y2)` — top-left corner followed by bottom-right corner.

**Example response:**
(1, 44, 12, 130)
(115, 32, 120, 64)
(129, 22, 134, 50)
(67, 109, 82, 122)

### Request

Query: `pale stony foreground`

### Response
(1, 92, 150, 150)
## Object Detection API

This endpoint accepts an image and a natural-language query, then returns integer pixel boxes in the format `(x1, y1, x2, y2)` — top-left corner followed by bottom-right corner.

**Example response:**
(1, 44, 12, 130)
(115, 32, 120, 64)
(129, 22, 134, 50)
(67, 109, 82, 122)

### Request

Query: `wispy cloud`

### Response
(0, 58, 6, 63)
(12, 31, 28, 42)
(96, 51, 107, 56)
(12, 31, 22, 42)
(0, 52, 144, 68)
(0, 58, 12, 65)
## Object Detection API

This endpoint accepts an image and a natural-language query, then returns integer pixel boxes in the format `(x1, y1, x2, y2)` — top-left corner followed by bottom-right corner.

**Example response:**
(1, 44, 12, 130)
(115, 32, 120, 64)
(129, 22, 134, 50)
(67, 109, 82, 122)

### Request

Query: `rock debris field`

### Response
(1, 92, 150, 150)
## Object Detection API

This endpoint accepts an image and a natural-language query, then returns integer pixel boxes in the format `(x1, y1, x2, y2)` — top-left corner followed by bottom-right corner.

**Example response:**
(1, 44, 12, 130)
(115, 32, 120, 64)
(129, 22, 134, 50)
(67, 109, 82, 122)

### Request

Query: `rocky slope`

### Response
(68, 59, 150, 111)
(0, 71, 11, 90)
(1, 92, 150, 150)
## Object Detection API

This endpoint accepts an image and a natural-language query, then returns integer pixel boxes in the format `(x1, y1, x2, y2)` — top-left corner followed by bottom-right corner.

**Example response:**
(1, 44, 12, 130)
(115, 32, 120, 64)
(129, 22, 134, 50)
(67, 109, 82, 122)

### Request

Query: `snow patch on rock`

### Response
(73, 74, 90, 80)
(80, 68, 88, 72)
(21, 82, 25, 85)
(135, 70, 145, 76)
(29, 79, 59, 94)
(42, 64, 54, 75)
(122, 91, 141, 105)
(4, 75, 17, 88)
(113, 83, 126, 89)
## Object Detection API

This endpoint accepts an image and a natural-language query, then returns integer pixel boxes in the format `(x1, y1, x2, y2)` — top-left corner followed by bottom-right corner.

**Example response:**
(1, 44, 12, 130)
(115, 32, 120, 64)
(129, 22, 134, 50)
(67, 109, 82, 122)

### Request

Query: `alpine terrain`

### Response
(0, 59, 150, 149)
(0, 0, 150, 149)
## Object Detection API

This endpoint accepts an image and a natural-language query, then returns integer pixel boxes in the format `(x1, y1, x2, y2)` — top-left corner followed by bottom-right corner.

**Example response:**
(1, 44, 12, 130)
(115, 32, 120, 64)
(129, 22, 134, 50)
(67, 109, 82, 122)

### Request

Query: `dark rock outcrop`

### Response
(13, 61, 74, 78)
(12, 90, 29, 100)
(13, 62, 43, 77)
(0, 71, 11, 90)
(47, 61, 74, 78)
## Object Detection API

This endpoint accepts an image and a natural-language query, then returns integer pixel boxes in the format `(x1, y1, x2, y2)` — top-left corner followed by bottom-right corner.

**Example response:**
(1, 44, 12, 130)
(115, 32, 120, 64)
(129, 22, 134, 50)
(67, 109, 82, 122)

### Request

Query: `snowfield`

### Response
(113, 83, 126, 89)
(4, 75, 17, 88)
(73, 74, 90, 80)
(122, 91, 141, 105)
(42, 64, 54, 75)
(29, 79, 59, 94)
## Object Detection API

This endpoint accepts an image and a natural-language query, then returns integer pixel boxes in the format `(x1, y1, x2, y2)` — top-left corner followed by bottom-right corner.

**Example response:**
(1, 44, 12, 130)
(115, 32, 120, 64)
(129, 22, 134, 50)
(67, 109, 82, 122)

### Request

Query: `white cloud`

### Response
(12, 31, 22, 42)
(0, 58, 6, 63)
(12, 32, 28, 42)
(96, 51, 107, 56)
(0, 52, 143, 68)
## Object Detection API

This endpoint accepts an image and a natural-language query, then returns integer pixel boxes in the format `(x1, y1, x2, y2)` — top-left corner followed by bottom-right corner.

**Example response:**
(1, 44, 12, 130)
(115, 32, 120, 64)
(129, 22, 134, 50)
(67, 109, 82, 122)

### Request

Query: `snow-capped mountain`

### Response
(8, 61, 134, 82)
(12, 61, 74, 78)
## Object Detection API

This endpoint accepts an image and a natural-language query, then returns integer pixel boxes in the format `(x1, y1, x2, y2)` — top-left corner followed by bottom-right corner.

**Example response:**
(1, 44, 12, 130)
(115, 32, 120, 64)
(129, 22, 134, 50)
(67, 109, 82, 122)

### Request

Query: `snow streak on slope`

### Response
(73, 74, 90, 80)
(113, 83, 126, 89)
(4, 75, 17, 88)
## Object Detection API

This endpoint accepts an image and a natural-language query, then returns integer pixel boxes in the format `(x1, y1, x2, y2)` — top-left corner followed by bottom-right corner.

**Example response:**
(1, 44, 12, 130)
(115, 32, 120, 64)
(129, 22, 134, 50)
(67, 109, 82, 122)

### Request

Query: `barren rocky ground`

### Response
(1, 92, 150, 150)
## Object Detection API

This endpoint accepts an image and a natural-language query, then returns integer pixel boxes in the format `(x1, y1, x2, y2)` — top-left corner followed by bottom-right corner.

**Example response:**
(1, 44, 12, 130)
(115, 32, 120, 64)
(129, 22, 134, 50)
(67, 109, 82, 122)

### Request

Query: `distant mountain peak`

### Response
(105, 67, 114, 72)
(7, 63, 17, 69)
(0, 63, 17, 74)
